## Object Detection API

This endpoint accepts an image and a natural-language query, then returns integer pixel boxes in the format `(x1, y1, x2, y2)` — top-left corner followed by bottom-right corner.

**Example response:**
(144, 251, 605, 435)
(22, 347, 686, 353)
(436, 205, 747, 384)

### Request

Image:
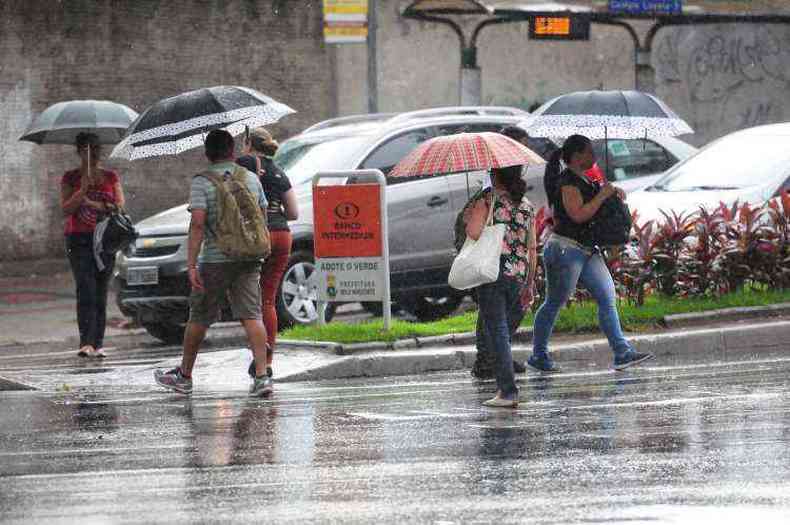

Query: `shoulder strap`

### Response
(486, 192, 496, 226)
(192, 170, 225, 237)
(194, 170, 221, 185)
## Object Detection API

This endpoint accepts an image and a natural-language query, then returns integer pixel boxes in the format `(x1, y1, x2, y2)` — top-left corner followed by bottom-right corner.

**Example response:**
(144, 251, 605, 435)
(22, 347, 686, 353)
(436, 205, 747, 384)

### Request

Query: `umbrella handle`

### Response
(603, 126, 610, 182)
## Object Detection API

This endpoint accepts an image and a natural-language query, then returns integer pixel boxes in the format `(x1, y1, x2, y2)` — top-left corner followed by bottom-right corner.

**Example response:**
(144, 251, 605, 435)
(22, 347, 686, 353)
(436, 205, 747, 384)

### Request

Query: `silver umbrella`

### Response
(110, 86, 296, 160)
(19, 99, 139, 145)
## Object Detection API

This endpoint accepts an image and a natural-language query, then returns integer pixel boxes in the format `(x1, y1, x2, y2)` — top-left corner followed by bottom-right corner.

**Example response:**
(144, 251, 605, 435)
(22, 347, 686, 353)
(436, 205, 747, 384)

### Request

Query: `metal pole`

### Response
(459, 44, 481, 105)
(604, 126, 609, 182)
(378, 171, 391, 331)
(367, 0, 378, 113)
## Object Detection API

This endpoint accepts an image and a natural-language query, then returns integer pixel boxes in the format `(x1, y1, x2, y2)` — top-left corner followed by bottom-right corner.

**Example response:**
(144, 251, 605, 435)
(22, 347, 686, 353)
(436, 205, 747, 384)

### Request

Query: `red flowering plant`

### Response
(675, 206, 728, 297)
(650, 209, 696, 297)
(763, 192, 790, 289)
(716, 201, 778, 291)
(612, 210, 659, 306)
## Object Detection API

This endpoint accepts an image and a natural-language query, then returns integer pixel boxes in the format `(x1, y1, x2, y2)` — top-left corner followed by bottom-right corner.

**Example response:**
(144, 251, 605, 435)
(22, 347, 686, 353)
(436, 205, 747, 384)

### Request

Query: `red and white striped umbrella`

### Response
(389, 132, 544, 178)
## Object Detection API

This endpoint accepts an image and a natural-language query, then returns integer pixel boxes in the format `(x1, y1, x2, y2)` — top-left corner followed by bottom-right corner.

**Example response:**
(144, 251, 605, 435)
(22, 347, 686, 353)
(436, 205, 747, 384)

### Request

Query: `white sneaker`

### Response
(93, 348, 107, 358)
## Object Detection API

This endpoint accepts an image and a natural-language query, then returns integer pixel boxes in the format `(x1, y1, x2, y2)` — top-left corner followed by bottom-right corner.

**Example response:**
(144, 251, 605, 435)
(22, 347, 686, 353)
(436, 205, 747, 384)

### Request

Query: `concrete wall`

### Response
(653, 23, 790, 146)
(0, 0, 331, 263)
(349, 1, 790, 149)
(4, 0, 790, 263)
(372, 2, 634, 114)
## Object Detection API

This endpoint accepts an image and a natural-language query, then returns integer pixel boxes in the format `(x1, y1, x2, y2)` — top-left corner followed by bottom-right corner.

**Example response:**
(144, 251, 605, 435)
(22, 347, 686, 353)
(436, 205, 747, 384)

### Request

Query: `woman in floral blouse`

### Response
(464, 164, 537, 408)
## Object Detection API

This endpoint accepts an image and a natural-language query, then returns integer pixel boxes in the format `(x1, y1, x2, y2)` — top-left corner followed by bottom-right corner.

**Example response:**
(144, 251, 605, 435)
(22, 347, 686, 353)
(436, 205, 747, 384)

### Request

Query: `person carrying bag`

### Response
(458, 165, 537, 409)
(60, 132, 127, 359)
(527, 134, 653, 375)
(448, 193, 505, 290)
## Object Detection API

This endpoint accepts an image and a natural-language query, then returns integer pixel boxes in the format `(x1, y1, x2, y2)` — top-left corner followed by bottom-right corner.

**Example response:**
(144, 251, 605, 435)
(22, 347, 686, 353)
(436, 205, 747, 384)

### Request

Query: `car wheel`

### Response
(406, 293, 463, 322)
(142, 322, 186, 345)
(276, 250, 336, 328)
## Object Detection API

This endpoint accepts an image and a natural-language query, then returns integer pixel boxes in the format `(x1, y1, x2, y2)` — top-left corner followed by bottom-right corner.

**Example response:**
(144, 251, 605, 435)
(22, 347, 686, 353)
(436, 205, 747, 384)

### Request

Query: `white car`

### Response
(627, 123, 790, 226)
(473, 135, 697, 213)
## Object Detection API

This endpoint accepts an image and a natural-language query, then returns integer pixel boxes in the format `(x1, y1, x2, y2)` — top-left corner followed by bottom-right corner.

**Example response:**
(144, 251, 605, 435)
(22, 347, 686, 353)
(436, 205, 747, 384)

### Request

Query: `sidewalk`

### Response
(0, 264, 136, 349)
(2, 260, 790, 390)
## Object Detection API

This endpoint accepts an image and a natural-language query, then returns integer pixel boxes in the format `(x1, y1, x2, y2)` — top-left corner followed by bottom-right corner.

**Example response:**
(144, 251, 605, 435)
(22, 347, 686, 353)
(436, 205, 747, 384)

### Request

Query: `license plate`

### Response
(127, 266, 158, 286)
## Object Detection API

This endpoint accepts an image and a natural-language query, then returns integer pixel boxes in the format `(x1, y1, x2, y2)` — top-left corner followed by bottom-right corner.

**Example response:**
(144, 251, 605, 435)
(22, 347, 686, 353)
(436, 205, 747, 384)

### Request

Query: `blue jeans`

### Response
(474, 291, 526, 370)
(532, 235, 633, 359)
(477, 270, 523, 398)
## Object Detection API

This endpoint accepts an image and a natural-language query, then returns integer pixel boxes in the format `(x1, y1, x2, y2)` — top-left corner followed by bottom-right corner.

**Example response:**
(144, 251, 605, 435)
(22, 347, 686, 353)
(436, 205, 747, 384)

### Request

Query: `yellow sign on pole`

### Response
(323, 0, 368, 43)
(324, 0, 368, 16)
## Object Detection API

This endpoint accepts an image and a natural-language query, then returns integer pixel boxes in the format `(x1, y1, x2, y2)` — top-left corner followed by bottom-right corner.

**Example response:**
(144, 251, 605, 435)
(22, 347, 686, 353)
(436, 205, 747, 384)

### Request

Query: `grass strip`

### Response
(280, 287, 790, 345)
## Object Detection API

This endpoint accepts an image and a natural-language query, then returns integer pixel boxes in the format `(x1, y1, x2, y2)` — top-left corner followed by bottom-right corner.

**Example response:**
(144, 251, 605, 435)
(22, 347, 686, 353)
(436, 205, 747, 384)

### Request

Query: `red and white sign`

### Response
(313, 184, 382, 258)
(312, 171, 390, 325)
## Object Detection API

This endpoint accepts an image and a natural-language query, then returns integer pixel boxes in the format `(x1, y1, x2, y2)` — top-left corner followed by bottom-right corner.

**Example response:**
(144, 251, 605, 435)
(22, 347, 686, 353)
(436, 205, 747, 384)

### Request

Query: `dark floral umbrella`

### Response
(110, 86, 295, 160)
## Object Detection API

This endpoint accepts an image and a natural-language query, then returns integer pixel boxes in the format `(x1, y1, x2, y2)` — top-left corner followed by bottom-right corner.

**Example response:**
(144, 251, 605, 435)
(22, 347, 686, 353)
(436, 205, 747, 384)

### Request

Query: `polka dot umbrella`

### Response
(110, 86, 295, 160)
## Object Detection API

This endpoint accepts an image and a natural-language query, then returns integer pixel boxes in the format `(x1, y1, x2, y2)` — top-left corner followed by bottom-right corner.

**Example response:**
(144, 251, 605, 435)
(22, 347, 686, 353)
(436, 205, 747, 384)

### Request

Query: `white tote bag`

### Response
(448, 194, 505, 290)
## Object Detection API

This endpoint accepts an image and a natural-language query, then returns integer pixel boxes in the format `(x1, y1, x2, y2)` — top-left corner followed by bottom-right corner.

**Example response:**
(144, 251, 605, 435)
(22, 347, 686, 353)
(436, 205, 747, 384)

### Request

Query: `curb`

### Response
(0, 375, 37, 391)
(662, 302, 790, 327)
(278, 319, 790, 382)
(277, 327, 534, 355)
(277, 304, 790, 355)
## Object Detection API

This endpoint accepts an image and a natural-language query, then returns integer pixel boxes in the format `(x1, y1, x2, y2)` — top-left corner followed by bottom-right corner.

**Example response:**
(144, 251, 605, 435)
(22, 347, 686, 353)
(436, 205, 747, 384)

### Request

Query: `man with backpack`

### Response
(154, 129, 274, 397)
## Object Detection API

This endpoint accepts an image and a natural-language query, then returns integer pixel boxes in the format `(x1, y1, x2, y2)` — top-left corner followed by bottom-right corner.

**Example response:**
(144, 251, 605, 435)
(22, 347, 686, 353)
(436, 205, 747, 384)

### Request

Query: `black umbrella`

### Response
(518, 90, 693, 140)
(110, 86, 295, 160)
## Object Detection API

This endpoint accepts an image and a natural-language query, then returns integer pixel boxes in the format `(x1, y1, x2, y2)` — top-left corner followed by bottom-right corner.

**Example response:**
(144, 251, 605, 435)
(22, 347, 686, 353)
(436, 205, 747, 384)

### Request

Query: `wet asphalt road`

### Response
(2, 354, 790, 524)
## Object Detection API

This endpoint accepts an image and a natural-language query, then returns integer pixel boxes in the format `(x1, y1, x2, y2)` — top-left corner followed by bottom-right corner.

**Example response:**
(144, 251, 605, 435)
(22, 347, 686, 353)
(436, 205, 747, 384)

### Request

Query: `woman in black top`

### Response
(237, 127, 298, 379)
(528, 135, 654, 373)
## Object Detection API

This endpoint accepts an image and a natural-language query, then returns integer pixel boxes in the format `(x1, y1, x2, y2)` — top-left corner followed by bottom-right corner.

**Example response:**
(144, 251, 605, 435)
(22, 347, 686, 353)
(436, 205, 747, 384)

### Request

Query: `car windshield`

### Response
(651, 134, 790, 192)
(273, 135, 370, 186)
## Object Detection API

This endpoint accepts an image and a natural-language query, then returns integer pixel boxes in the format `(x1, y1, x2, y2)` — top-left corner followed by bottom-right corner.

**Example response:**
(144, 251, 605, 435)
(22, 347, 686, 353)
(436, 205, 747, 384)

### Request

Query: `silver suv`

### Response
(115, 107, 529, 342)
(115, 106, 696, 343)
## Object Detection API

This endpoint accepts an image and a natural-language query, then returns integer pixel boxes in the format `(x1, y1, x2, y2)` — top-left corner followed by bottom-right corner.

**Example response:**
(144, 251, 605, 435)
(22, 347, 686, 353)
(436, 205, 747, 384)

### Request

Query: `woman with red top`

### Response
(60, 132, 125, 358)
(236, 127, 298, 380)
